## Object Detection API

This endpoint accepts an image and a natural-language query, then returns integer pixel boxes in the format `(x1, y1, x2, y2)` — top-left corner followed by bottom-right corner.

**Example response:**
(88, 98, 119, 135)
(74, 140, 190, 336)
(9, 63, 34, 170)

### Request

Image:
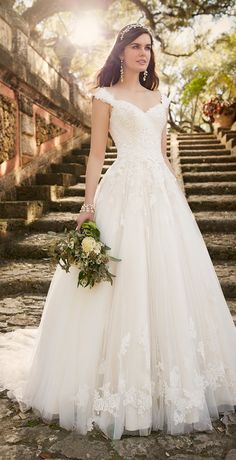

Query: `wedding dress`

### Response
(0, 86, 236, 441)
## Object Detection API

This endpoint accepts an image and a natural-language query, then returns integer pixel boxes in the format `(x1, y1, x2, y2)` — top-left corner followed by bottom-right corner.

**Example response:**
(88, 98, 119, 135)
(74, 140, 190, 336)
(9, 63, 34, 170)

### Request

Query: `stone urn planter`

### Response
(213, 107, 236, 129)
(203, 97, 236, 129)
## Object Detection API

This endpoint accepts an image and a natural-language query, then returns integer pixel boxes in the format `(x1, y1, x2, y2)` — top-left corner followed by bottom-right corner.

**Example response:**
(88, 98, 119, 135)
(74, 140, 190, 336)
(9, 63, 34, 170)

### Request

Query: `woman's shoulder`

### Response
(91, 86, 114, 106)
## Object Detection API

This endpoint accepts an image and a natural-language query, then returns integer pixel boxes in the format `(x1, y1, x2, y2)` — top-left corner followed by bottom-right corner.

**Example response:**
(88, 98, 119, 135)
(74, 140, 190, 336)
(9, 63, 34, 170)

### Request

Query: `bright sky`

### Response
(169, 14, 235, 51)
(193, 14, 235, 42)
(70, 13, 103, 47)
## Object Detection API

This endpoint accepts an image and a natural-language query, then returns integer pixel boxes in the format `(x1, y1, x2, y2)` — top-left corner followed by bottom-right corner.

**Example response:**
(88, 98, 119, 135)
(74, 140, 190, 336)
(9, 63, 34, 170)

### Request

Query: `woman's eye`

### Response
(131, 45, 151, 50)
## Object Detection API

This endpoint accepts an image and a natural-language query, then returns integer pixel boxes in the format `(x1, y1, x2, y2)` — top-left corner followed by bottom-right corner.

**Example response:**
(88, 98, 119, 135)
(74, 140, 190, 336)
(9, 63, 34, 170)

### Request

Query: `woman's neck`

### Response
(117, 70, 144, 91)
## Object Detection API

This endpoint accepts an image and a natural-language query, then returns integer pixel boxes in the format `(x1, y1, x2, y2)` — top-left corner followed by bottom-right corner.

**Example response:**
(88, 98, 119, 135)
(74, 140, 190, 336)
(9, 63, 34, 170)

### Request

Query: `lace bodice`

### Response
(92, 87, 170, 164)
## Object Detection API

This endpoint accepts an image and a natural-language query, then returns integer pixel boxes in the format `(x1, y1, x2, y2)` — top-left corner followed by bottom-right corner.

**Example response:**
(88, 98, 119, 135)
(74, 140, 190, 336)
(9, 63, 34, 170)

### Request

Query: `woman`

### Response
(0, 23, 236, 441)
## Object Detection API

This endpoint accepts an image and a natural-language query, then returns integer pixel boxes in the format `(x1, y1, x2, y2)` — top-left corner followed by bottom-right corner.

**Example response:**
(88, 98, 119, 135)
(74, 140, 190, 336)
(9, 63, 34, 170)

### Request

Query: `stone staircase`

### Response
(0, 140, 120, 331)
(178, 132, 236, 325)
(0, 133, 235, 332)
(0, 148, 88, 232)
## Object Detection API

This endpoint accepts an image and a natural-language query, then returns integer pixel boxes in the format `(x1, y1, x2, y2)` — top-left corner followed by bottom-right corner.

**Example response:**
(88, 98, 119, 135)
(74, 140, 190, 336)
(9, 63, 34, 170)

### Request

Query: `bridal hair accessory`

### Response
(143, 69, 148, 81)
(119, 23, 149, 40)
(49, 221, 121, 288)
(120, 58, 124, 82)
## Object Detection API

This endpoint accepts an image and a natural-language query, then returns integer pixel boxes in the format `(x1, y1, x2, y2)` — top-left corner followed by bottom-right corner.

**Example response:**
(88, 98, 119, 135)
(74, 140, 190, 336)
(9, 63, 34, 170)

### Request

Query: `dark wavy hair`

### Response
(95, 24, 159, 91)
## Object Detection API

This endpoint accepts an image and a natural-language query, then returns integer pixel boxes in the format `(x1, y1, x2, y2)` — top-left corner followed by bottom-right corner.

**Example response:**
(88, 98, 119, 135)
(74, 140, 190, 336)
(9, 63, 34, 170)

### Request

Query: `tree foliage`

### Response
(13, 0, 235, 57)
(9, 0, 236, 132)
(176, 29, 236, 132)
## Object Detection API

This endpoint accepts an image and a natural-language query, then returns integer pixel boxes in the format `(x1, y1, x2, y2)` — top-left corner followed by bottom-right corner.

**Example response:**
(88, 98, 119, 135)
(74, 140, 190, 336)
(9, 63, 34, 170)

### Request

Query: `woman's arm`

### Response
(76, 96, 110, 230)
(161, 122, 176, 178)
(84, 96, 110, 203)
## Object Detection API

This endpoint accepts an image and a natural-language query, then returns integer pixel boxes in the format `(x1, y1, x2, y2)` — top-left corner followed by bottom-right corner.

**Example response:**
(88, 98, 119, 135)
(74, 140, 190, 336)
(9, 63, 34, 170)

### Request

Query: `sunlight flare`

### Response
(70, 14, 102, 47)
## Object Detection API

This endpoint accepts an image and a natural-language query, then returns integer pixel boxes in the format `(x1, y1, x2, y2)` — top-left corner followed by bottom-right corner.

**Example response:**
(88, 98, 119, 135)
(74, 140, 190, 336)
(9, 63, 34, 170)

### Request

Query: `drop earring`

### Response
(120, 58, 124, 83)
(143, 69, 148, 81)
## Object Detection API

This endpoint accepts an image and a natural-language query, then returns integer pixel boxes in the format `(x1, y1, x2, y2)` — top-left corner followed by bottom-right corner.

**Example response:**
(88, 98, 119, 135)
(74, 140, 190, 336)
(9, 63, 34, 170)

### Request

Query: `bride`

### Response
(0, 23, 236, 441)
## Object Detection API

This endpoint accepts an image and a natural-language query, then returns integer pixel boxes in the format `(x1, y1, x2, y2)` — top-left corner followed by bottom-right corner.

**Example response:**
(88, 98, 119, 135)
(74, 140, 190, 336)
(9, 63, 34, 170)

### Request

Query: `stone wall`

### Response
(0, 6, 91, 200)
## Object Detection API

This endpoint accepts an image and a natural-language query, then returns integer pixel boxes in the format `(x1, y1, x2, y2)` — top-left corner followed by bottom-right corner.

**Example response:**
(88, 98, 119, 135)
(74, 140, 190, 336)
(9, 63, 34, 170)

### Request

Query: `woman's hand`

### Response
(75, 212, 95, 232)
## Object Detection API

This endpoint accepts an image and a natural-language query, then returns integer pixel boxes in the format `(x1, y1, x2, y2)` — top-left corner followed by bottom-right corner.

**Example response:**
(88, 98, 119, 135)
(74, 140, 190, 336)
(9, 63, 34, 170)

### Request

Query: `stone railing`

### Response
(0, 6, 91, 199)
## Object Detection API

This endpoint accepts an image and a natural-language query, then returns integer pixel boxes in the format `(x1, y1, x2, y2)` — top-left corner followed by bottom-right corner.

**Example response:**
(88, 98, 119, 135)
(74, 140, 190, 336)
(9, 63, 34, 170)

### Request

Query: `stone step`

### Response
(0, 218, 29, 233)
(64, 183, 86, 197)
(81, 143, 90, 151)
(0, 201, 46, 220)
(223, 131, 236, 142)
(203, 233, 236, 261)
(102, 165, 110, 174)
(180, 155, 235, 164)
(78, 174, 86, 183)
(0, 294, 46, 332)
(178, 140, 221, 146)
(63, 154, 87, 165)
(79, 174, 106, 183)
(1, 232, 63, 259)
(105, 152, 117, 158)
(0, 258, 234, 299)
(0, 294, 235, 333)
(36, 173, 77, 186)
(64, 147, 82, 155)
(104, 158, 116, 165)
(51, 162, 85, 176)
(179, 149, 231, 156)
(182, 163, 236, 173)
(16, 185, 65, 201)
(177, 135, 217, 140)
(49, 196, 84, 212)
(0, 259, 54, 298)
(228, 299, 236, 316)
(106, 144, 117, 152)
(28, 211, 78, 232)
(188, 195, 236, 212)
(219, 128, 235, 134)
(214, 262, 236, 299)
(185, 182, 236, 196)
(194, 211, 236, 233)
(2, 231, 235, 262)
(183, 171, 236, 183)
(179, 144, 224, 150)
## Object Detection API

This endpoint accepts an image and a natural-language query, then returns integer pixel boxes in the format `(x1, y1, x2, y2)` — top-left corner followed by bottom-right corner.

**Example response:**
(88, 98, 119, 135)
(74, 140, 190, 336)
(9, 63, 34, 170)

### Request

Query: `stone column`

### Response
(18, 94, 37, 165)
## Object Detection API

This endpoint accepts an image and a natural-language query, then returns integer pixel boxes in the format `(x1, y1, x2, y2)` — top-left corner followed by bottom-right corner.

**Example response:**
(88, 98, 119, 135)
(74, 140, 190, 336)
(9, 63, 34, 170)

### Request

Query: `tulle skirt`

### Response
(0, 157, 236, 440)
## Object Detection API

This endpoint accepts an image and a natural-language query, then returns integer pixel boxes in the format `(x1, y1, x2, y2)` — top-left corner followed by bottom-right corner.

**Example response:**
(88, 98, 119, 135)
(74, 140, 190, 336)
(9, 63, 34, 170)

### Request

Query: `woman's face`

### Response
(121, 33, 152, 73)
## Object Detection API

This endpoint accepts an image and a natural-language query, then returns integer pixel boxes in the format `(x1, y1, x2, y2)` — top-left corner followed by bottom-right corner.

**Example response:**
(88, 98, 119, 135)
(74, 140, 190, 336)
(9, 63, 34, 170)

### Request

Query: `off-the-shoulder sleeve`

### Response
(161, 93, 171, 108)
(91, 87, 114, 107)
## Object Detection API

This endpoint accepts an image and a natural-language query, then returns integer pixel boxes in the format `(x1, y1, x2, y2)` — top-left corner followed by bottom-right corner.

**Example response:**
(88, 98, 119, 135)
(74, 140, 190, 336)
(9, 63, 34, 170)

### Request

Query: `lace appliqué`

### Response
(74, 324, 236, 432)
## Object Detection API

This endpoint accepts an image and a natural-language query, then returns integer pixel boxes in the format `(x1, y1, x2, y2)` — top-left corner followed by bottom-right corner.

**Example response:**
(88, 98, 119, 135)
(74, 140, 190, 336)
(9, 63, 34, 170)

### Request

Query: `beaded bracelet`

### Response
(79, 203, 95, 213)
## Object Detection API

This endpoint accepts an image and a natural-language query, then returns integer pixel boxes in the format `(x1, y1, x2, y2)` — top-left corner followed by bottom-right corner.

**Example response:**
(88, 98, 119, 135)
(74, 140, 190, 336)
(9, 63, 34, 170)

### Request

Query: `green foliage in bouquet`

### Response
(49, 221, 121, 288)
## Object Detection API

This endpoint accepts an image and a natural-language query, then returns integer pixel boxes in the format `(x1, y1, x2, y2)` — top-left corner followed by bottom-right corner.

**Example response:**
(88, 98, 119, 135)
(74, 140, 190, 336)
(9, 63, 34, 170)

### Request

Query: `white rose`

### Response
(81, 236, 96, 253)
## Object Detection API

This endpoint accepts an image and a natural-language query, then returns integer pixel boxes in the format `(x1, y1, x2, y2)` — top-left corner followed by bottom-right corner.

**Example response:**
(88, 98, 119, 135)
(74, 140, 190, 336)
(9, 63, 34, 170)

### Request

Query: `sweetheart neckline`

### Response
(101, 87, 164, 115)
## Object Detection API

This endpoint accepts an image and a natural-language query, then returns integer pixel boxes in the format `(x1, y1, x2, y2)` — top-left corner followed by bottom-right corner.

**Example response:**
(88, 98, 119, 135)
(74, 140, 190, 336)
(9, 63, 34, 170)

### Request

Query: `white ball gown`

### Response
(0, 86, 236, 441)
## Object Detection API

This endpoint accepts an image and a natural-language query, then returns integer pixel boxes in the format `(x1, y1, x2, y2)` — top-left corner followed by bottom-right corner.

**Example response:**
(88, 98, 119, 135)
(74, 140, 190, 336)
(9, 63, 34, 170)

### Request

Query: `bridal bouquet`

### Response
(49, 221, 121, 288)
